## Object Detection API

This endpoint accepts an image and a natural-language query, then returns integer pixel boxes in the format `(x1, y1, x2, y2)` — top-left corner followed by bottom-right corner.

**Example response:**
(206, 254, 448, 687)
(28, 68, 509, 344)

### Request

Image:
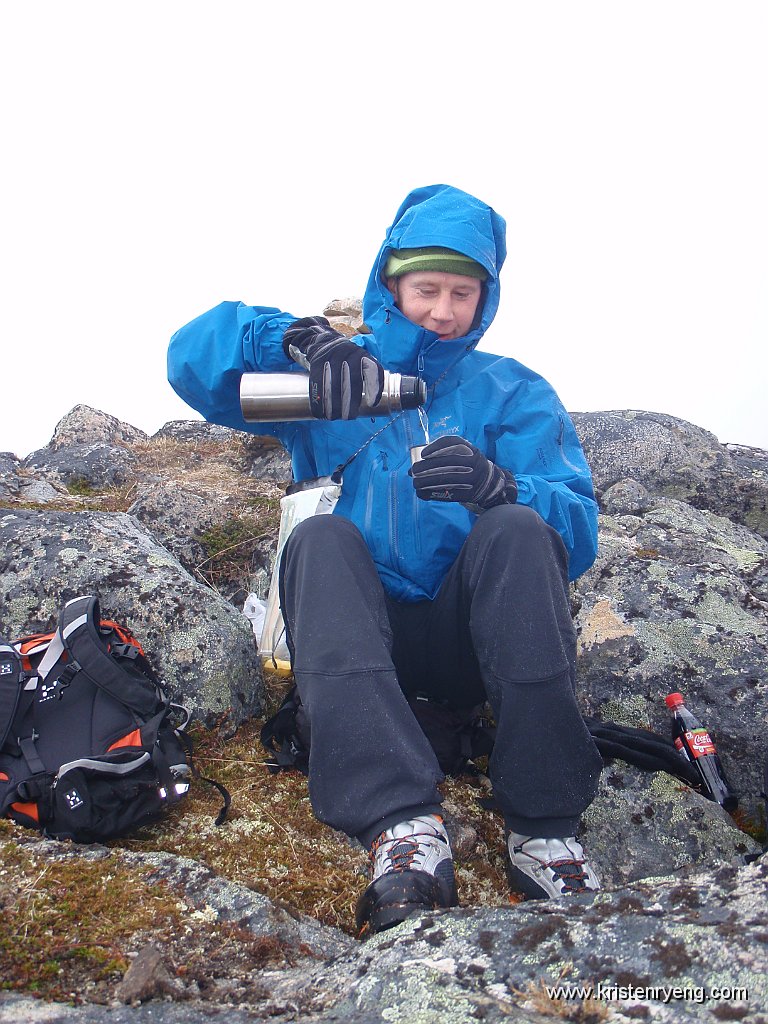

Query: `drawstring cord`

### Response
(331, 345, 471, 483)
(331, 410, 406, 483)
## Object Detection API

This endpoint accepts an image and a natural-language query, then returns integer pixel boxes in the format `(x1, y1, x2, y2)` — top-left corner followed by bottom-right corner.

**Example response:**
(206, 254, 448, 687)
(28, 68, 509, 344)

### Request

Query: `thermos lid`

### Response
(399, 375, 427, 409)
(665, 692, 684, 708)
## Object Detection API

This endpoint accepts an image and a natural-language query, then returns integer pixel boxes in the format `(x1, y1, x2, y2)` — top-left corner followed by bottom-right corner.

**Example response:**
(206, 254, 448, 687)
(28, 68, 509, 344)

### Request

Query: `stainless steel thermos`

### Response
(240, 372, 427, 422)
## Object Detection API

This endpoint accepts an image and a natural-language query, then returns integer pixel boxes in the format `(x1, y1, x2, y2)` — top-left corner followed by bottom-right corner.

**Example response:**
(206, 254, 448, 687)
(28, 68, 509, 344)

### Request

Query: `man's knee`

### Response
(282, 515, 369, 575)
(471, 503, 551, 546)
(289, 513, 363, 548)
(480, 503, 540, 530)
(468, 504, 569, 572)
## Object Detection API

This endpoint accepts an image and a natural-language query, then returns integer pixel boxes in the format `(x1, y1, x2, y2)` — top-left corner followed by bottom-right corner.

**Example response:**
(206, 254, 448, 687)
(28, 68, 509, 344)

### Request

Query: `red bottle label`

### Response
(680, 728, 716, 758)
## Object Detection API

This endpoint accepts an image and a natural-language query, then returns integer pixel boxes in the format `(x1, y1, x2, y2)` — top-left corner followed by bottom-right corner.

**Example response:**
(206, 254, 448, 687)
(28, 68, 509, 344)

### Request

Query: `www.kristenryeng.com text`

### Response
(546, 982, 749, 1006)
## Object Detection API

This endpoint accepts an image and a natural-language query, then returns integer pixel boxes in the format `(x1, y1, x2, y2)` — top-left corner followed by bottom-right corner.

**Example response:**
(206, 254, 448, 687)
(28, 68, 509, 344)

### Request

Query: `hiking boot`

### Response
(355, 814, 458, 937)
(506, 831, 601, 900)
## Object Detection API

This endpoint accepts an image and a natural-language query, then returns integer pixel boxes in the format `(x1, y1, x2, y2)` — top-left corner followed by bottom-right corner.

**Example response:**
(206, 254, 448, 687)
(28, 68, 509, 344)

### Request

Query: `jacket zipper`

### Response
(405, 412, 422, 555)
(364, 450, 388, 539)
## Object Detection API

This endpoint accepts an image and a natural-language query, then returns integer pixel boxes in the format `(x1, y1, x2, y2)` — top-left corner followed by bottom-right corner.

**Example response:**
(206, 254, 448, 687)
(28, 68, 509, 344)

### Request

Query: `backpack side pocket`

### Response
(48, 752, 169, 842)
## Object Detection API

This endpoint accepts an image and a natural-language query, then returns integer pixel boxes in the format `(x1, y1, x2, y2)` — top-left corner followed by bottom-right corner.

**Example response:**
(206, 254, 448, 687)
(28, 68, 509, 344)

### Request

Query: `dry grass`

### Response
(131, 435, 246, 472)
(0, 817, 307, 1004)
(132, 436, 284, 498)
(512, 978, 610, 1022)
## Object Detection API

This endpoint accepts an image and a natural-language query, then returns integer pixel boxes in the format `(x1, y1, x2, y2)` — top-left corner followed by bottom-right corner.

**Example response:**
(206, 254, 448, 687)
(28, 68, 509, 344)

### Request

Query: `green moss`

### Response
(0, 838, 181, 1000)
(1, 810, 302, 1005)
(66, 477, 97, 496)
(200, 517, 258, 557)
(246, 493, 282, 518)
(198, 513, 276, 592)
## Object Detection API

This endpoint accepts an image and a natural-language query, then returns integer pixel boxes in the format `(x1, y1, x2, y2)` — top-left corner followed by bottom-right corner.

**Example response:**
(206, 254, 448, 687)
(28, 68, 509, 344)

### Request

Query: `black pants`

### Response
(279, 504, 602, 847)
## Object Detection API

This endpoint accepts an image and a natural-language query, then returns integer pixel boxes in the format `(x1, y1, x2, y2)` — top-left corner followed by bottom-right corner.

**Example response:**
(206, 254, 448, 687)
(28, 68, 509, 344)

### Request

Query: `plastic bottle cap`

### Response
(665, 692, 684, 708)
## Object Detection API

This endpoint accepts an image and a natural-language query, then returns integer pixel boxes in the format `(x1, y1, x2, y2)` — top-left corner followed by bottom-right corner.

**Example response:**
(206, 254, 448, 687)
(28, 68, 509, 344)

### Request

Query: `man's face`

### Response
(387, 271, 483, 341)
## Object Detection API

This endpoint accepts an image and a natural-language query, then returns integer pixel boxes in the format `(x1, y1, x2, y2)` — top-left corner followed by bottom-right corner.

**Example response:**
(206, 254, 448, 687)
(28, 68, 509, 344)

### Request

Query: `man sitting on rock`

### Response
(168, 183, 604, 936)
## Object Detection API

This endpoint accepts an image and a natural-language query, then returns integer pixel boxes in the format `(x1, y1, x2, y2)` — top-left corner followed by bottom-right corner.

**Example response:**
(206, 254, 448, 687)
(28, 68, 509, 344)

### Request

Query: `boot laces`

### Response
(514, 839, 590, 892)
(369, 818, 447, 878)
(372, 836, 422, 873)
(547, 858, 589, 892)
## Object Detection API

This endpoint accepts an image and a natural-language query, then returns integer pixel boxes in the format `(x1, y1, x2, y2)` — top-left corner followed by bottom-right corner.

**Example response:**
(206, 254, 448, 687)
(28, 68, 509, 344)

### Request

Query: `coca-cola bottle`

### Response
(665, 692, 738, 811)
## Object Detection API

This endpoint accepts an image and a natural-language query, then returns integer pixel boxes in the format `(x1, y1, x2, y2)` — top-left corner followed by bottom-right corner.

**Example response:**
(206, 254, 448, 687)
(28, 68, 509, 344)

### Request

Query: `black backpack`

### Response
(0, 595, 226, 842)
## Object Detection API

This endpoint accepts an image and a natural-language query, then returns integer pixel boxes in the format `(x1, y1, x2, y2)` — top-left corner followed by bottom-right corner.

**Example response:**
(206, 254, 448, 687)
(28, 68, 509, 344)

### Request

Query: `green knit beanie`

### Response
(383, 247, 488, 281)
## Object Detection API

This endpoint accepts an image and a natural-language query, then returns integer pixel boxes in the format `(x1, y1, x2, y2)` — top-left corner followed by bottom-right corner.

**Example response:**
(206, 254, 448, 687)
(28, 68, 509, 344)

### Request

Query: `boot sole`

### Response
(355, 869, 458, 938)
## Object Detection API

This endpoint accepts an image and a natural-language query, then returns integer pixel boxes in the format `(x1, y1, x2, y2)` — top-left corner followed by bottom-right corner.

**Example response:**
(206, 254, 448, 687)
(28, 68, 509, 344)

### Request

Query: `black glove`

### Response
(411, 436, 518, 509)
(282, 316, 385, 420)
(584, 717, 701, 787)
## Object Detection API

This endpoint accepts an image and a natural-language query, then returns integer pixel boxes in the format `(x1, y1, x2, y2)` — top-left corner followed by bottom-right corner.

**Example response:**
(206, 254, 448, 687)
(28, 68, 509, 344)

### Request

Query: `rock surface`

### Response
(46, 404, 149, 451)
(1, 394, 767, 1020)
(24, 441, 139, 489)
(2, 827, 765, 1021)
(572, 410, 768, 538)
(574, 496, 768, 819)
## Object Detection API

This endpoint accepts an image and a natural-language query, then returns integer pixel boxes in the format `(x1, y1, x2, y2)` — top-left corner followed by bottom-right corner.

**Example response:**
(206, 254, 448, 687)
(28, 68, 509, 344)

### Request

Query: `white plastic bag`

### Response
(242, 594, 267, 644)
(260, 475, 342, 675)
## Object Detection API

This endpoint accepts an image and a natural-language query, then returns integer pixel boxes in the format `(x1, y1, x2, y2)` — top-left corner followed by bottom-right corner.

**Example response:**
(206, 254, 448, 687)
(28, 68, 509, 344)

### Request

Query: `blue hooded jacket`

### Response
(168, 184, 598, 600)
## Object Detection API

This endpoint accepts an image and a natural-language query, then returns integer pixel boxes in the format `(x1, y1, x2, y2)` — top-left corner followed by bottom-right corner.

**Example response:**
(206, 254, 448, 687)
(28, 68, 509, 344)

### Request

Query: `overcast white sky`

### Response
(1, 1, 766, 460)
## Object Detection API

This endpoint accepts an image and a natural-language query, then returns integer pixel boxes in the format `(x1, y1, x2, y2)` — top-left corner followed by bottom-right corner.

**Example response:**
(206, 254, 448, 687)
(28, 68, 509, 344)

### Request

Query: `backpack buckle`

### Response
(109, 643, 139, 661)
(56, 659, 82, 696)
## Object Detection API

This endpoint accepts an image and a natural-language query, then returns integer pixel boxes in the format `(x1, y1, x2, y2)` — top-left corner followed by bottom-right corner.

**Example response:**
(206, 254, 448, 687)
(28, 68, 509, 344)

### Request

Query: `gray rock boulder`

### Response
(16, 478, 69, 503)
(21, 404, 148, 491)
(726, 441, 768, 481)
(1, 451, 70, 504)
(324, 296, 365, 333)
(47, 404, 148, 450)
(572, 410, 768, 538)
(0, 452, 20, 491)
(153, 420, 241, 445)
(314, 855, 767, 1021)
(0, 508, 262, 725)
(24, 441, 139, 490)
(11, 407, 286, 610)
(242, 435, 292, 484)
(581, 764, 758, 887)
(601, 477, 653, 516)
(127, 480, 221, 577)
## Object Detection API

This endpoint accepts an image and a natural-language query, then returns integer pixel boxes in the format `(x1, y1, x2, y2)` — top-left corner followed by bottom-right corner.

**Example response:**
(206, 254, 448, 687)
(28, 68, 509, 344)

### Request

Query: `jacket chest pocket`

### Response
(363, 450, 391, 545)
(362, 451, 421, 568)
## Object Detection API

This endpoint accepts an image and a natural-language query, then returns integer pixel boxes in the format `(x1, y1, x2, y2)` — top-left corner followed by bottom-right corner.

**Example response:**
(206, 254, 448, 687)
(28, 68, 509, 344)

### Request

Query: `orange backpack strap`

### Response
(101, 620, 147, 657)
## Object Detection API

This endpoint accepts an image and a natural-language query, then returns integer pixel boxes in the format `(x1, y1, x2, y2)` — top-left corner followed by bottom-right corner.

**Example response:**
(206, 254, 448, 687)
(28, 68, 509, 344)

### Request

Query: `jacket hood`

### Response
(361, 185, 507, 382)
